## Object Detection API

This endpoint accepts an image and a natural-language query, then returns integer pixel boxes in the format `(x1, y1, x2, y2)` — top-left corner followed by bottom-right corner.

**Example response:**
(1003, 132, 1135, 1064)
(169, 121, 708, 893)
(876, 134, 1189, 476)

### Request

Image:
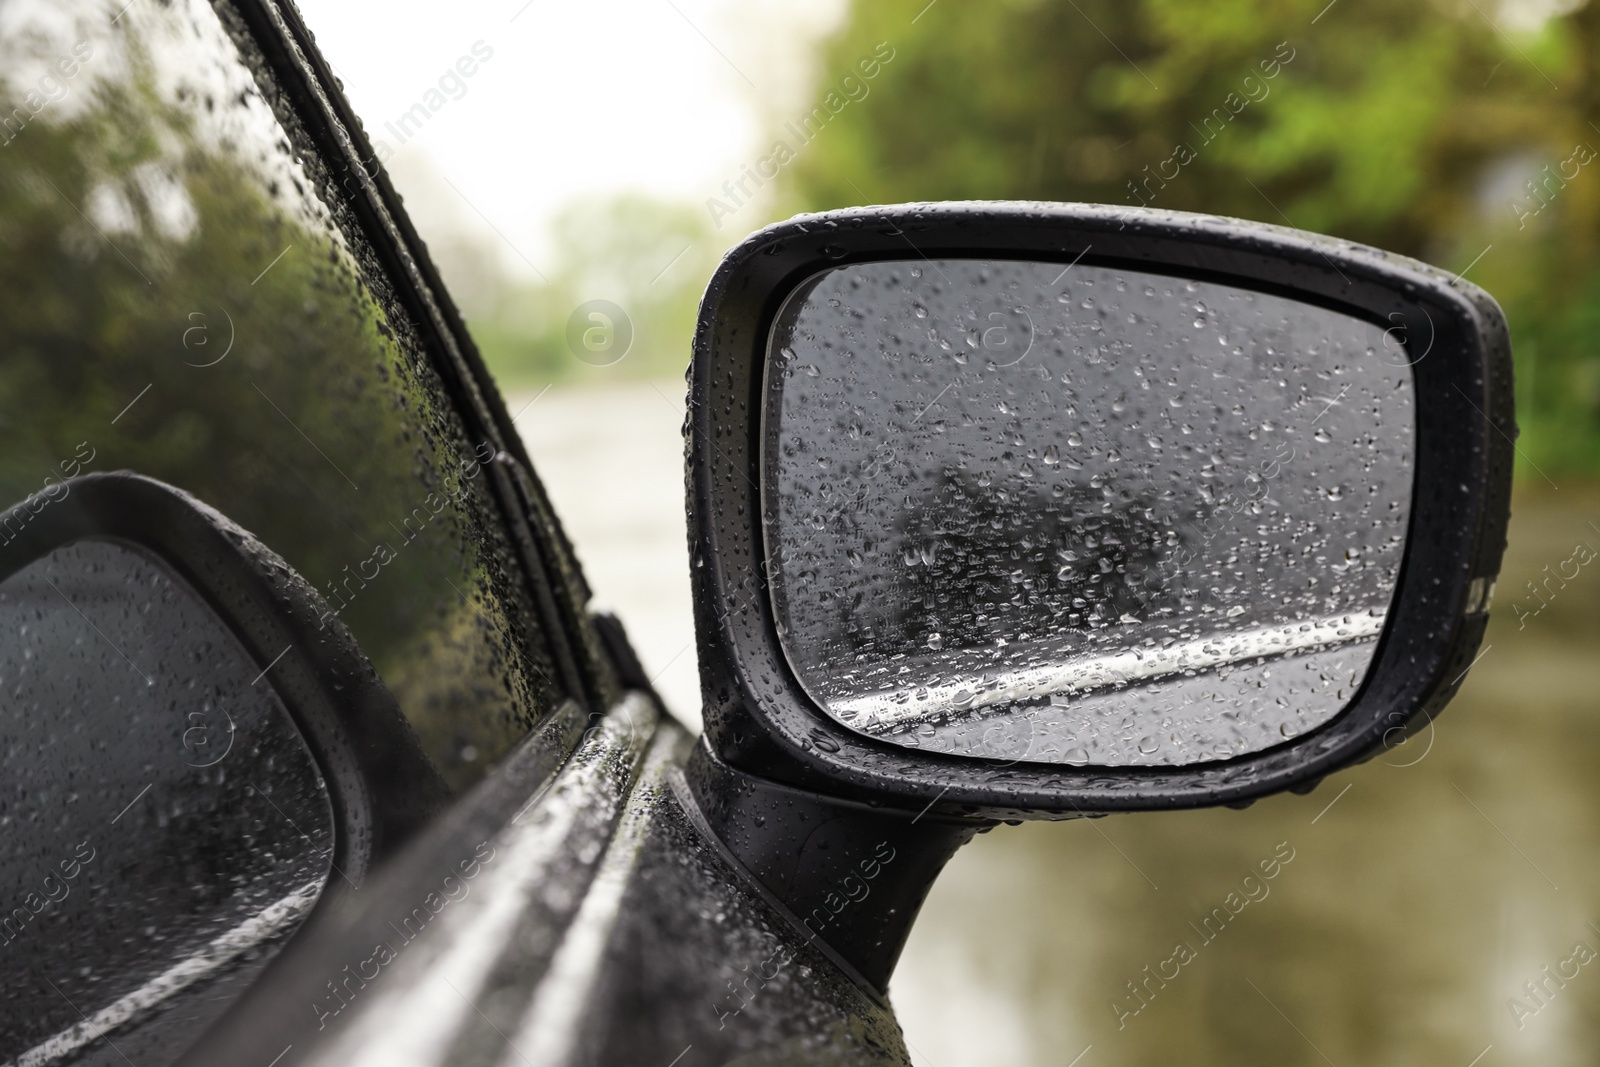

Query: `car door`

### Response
(0, 1, 908, 1064)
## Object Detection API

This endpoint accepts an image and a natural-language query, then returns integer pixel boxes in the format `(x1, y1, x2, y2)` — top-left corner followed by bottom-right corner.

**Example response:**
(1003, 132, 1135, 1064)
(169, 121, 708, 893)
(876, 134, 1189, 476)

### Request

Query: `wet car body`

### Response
(0, 0, 1511, 1063)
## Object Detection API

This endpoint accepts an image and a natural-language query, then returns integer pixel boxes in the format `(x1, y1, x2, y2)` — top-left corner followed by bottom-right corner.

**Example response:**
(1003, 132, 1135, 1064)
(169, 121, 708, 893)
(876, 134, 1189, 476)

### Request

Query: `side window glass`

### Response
(0, 0, 566, 789)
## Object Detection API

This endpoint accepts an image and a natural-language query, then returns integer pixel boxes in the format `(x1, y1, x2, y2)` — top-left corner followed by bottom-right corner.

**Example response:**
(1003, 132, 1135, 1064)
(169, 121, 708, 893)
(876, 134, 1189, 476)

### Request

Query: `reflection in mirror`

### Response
(764, 259, 1414, 767)
(0, 542, 332, 1063)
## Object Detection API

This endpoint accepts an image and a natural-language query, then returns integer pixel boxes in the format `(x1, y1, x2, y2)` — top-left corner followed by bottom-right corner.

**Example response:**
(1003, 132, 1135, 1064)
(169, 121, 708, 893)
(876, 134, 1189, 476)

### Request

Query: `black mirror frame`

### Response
(687, 202, 1514, 819)
(0, 472, 453, 880)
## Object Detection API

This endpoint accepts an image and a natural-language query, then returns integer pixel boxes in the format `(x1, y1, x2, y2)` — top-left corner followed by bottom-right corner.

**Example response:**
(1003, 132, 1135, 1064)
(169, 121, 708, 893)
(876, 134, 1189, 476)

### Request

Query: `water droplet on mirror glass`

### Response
(763, 257, 1413, 770)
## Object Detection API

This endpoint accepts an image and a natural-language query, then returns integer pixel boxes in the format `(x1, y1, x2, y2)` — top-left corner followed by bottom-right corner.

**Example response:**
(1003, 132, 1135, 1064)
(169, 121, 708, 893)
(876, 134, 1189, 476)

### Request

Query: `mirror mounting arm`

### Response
(683, 736, 990, 993)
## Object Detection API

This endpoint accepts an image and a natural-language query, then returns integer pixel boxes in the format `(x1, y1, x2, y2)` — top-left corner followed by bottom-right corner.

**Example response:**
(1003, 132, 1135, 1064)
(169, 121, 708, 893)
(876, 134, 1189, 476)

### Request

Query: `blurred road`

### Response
(512, 381, 701, 729)
(515, 381, 1600, 1066)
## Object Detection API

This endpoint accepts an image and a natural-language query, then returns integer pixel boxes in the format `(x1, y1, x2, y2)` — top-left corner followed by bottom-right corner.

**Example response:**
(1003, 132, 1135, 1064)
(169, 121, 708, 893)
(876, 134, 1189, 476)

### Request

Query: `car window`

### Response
(0, 0, 566, 791)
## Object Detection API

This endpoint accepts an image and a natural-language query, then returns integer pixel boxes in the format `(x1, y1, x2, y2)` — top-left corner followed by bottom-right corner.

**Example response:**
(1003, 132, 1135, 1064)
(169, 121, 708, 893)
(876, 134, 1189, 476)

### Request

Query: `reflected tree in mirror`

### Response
(0, 542, 331, 1063)
(763, 259, 1414, 766)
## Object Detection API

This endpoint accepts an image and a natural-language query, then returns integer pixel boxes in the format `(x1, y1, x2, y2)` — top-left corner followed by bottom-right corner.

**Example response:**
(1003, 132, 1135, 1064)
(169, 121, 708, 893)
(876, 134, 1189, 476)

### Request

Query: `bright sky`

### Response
(293, 0, 845, 275)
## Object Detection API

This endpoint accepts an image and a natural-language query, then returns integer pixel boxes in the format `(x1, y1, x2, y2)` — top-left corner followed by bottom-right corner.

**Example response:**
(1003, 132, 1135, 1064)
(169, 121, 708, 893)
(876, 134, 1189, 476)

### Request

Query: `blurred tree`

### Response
(467, 193, 723, 387)
(767, 0, 1600, 475)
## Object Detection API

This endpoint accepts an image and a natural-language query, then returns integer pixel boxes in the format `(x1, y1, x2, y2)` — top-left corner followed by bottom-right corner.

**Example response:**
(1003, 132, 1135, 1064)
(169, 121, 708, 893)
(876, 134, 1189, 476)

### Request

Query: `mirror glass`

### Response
(763, 259, 1415, 767)
(0, 541, 333, 1064)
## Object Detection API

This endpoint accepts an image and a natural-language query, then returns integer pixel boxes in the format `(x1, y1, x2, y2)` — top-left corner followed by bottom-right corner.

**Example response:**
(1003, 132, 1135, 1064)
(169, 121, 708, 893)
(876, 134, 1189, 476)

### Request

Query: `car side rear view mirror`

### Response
(686, 203, 1513, 818)
(0, 473, 447, 1062)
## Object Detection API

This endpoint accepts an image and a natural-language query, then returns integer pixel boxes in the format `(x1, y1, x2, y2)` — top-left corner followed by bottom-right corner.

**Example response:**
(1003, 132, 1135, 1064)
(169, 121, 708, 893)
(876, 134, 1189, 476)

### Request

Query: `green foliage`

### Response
(0, 88, 448, 665)
(770, 0, 1600, 478)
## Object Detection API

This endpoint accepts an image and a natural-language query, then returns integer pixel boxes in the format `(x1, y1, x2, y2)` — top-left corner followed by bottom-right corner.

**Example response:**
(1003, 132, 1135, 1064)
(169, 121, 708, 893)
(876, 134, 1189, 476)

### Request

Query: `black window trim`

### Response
(217, 0, 622, 717)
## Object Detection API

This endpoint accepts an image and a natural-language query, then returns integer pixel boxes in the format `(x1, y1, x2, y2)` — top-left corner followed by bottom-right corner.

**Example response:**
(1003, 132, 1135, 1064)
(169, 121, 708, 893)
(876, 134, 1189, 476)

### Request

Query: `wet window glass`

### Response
(0, 0, 565, 791)
(764, 259, 1414, 766)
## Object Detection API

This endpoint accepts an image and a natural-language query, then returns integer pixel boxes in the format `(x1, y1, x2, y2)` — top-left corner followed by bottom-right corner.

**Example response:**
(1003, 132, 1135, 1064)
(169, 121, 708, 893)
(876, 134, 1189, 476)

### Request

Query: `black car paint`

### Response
(183, 696, 913, 1066)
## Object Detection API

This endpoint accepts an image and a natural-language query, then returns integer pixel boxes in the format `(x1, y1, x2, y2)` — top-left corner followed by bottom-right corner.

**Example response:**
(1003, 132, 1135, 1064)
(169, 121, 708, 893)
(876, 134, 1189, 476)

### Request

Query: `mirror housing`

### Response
(0, 472, 449, 849)
(0, 472, 452, 1058)
(686, 203, 1513, 819)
